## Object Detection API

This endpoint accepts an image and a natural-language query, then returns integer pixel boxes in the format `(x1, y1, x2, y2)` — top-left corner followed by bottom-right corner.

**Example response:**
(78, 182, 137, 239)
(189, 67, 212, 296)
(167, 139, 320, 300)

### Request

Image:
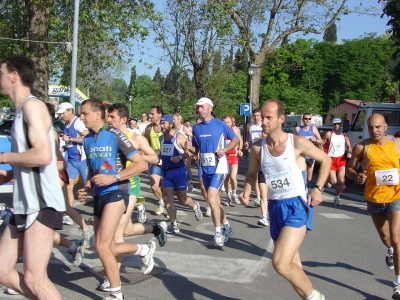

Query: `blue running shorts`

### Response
(149, 164, 163, 176)
(268, 196, 313, 241)
(162, 166, 188, 191)
(66, 160, 88, 182)
(202, 173, 226, 191)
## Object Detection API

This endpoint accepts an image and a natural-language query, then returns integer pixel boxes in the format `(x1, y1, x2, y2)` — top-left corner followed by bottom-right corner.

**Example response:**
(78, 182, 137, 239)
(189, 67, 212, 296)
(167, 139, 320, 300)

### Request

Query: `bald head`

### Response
(367, 113, 387, 141)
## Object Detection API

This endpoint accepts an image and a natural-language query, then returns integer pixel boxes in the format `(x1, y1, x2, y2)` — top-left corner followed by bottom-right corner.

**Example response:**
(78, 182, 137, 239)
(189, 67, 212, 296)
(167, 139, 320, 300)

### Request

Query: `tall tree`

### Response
(216, 0, 349, 108)
(127, 66, 137, 98)
(152, 0, 232, 100)
(383, 0, 400, 81)
(323, 22, 338, 43)
(0, 0, 155, 99)
(152, 67, 165, 90)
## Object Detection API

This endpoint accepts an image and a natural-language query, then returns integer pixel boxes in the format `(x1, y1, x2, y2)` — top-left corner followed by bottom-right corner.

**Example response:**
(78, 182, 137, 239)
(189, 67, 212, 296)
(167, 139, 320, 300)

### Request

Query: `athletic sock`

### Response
(134, 244, 150, 256)
(227, 192, 232, 198)
(137, 204, 144, 211)
(109, 285, 123, 300)
(223, 222, 230, 230)
(306, 290, 320, 300)
(215, 226, 222, 234)
(152, 225, 161, 237)
(389, 247, 394, 255)
(232, 190, 237, 196)
(68, 240, 78, 252)
(396, 275, 400, 284)
(262, 214, 267, 219)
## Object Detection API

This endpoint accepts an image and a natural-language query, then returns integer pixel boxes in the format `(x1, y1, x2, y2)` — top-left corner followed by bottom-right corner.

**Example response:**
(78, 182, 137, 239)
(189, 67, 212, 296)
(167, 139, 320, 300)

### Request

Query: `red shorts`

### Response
(330, 156, 346, 171)
(227, 154, 238, 166)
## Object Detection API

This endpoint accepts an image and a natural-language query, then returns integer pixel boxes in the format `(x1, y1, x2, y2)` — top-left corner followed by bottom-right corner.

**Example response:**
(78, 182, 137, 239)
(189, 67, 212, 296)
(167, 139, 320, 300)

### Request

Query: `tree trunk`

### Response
(249, 54, 268, 108)
(26, 0, 54, 101)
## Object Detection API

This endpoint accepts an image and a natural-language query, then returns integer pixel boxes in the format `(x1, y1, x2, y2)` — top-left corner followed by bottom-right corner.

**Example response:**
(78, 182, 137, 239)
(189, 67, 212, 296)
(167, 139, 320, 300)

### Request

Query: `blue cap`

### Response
(160, 114, 173, 123)
(332, 117, 341, 124)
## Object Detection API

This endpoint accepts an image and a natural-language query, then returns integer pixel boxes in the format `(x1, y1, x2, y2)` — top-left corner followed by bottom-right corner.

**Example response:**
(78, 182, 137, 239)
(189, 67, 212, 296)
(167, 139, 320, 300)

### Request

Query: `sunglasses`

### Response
(333, 123, 341, 125)
(303, 118, 311, 120)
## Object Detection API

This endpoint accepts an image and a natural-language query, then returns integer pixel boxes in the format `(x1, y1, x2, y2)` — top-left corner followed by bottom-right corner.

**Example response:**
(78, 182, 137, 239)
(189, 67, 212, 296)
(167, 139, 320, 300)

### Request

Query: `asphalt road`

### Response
(0, 157, 394, 300)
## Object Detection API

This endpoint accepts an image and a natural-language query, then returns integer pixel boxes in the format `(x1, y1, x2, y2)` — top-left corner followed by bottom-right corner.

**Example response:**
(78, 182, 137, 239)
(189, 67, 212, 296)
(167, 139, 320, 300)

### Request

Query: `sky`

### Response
(123, 0, 390, 84)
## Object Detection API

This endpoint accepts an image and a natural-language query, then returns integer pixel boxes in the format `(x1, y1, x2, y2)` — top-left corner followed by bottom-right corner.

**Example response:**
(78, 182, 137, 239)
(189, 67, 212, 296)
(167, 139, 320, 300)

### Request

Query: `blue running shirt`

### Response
(192, 117, 236, 175)
(160, 133, 185, 169)
(83, 125, 137, 196)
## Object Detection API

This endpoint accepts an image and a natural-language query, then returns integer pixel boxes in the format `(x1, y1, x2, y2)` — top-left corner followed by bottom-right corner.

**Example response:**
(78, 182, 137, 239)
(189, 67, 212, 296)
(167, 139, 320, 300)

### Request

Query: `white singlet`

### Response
(260, 134, 307, 200)
(327, 131, 346, 158)
(249, 122, 262, 146)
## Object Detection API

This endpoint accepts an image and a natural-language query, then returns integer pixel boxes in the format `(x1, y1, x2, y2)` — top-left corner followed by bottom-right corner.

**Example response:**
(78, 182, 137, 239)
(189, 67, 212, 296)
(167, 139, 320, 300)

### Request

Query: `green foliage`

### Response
(323, 22, 337, 43)
(90, 78, 127, 104)
(383, 0, 400, 81)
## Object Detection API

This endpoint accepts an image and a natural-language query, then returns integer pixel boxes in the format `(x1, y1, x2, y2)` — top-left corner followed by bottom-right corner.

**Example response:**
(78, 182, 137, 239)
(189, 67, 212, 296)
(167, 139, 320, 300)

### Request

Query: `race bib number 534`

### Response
(266, 170, 295, 193)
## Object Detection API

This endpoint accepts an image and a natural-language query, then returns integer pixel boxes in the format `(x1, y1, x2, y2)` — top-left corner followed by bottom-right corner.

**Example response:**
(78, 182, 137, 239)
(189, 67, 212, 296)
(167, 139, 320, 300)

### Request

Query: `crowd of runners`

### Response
(0, 55, 400, 300)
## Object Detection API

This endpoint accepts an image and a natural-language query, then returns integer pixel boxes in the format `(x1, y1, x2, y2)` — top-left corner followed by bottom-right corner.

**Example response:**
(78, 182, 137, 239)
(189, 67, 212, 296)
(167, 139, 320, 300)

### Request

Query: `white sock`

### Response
(389, 247, 394, 255)
(232, 190, 237, 196)
(137, 204, 144, 211)
(262, 214, 267, 219)
(215, 226, 222, 233)
(135, 244, 150, 256)
(396, 275, 400, 284)
(223, 222, 230, 230)
(159, 199, 164, 203)
(109, 285, 123, 300)
(306, 290, 320, 300)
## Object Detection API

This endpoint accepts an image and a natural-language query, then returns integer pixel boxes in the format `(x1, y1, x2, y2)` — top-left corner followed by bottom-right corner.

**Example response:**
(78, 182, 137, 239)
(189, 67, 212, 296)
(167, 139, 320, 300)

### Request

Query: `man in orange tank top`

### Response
(347, 114, 400, 299)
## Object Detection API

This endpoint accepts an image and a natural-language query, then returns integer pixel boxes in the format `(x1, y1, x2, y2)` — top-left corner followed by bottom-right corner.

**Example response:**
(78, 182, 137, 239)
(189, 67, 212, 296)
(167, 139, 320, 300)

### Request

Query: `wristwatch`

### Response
(314, 185, 324, 193)
(178, 155, 183, 160)
(114, 173, 121, 181)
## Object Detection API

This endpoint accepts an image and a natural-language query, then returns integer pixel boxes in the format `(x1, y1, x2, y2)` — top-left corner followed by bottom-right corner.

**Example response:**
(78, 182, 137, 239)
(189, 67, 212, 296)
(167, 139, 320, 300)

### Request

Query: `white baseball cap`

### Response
(195, 97, 214, 107)
(56, 102, 74, 114)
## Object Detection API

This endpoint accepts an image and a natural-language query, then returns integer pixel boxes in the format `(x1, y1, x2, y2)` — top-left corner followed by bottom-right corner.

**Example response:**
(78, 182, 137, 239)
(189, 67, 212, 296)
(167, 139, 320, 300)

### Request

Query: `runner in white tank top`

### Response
(245, 108, 263, 205)
(239, 99, 331, 300)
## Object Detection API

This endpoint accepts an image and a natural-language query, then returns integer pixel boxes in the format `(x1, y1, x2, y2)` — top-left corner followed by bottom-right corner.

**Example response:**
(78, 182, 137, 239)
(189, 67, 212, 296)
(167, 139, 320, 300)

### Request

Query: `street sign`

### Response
(240, 103, 252, 116)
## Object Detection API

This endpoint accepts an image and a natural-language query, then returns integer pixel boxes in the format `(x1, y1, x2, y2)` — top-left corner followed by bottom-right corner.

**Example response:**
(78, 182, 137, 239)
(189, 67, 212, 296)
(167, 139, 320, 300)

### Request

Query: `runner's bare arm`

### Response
(295, 136, 331, 206)
(131, 134, 159, 165)
(345, 136, 352, 156)
(312, 126, 323, 145)
(216, 136, 240, 158)
(1, 99, 52, 167)
(293, 126, 300, 135)
(233, 127, 243, 155)
(239, 141, 262, 205)
(346, 143, 366, 184)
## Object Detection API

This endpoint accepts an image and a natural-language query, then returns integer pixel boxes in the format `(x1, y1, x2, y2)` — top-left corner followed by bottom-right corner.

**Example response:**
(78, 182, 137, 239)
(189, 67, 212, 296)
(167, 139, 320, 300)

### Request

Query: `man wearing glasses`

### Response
(323, 117, 352, 205)
(294, 113, 323, 183)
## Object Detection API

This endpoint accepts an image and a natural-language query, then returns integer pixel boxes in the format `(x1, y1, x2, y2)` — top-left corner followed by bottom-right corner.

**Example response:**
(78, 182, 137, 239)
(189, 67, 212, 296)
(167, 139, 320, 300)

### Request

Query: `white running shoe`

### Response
(193, 202, 203, 221)
(254, 198, 261, 207)
(96, 278, 111, 292)
(138, 205, 147, 223)
(214, 232, 225, 247)
(141, 240, 156, 275)
(205, 206, 211, 217)
(155, 201, 165, 215)
(257, 216, 269, 227)
(82, 225, 94, 249)
(187, 181, 194, 192)
(5, 288, 20, 295)
(333, 196, 341, 205)
(63, 215, 73, 225)
(233, 194, 240, 205)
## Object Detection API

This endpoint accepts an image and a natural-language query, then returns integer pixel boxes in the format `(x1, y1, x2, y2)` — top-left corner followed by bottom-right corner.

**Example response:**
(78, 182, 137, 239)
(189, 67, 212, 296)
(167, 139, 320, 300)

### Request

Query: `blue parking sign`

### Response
(240, 103, 252, 116)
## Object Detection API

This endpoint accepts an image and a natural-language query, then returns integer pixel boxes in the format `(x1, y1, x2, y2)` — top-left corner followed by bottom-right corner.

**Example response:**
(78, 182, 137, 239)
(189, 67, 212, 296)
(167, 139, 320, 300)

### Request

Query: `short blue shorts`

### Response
(66, 160, 88, 182)
(149, 164, 163, 176)
(202, 173, 226, 191)
(162, 166, 188, 191)
(94, 189, 129, 219)
(268, 196, 313, 241)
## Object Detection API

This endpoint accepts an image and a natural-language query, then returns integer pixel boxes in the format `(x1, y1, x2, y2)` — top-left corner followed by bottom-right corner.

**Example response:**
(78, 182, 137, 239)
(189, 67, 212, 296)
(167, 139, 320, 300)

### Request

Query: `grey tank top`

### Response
(11, 97, 65, 214)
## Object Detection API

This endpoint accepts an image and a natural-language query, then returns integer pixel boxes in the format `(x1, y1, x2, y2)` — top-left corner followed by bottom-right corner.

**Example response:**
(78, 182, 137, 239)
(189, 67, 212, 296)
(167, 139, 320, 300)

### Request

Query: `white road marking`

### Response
(318, 213, 354, 219)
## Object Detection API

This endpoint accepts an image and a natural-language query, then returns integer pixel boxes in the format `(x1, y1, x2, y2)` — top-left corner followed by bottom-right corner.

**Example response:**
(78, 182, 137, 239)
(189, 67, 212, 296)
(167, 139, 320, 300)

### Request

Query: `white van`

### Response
(345, 104, 400, 148)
